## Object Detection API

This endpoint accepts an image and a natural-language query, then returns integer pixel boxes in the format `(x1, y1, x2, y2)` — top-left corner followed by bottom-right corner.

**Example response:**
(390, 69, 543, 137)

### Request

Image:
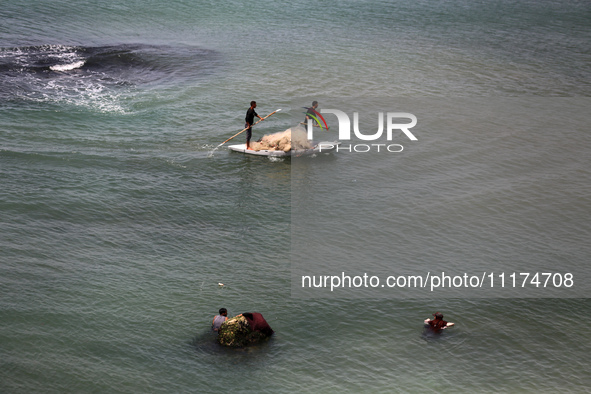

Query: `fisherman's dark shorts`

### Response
(245, 123, 252, 142)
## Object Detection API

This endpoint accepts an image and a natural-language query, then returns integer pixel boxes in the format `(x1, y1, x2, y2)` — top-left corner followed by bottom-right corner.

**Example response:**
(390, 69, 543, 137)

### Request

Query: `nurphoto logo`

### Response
(307, 109, 418, 153)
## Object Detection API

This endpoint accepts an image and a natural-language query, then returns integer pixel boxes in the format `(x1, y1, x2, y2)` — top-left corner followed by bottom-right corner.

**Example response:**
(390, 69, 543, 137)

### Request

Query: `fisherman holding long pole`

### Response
(245, 100, 263, 150)
(208, 104, 281, 157)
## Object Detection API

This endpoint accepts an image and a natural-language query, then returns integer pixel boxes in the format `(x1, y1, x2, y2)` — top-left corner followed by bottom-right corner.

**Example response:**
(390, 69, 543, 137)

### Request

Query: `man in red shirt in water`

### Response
(424, 312, 455, 331)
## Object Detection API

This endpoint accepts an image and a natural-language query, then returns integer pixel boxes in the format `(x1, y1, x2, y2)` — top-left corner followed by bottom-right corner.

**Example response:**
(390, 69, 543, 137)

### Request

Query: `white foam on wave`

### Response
(4, 45, 130, 114)
(50, 60, 86, 72)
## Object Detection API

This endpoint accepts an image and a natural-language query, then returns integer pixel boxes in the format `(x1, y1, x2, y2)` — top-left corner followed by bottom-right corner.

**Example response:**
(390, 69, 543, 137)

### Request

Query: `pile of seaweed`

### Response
(250, 126, 313, 152)
(217, 314, 273, 347)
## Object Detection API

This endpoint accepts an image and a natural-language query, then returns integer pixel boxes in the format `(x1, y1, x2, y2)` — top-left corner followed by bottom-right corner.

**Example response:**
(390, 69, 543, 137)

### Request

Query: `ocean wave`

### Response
(0, 44, 84, 72)
(49, 60, 86, 72)
(0, 44, 219, 112)
(0, 44, 218, 78)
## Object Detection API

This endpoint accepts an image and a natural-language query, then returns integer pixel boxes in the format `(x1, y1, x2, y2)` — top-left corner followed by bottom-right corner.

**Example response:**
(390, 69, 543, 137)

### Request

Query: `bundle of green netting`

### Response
(217, 315, 270, 347)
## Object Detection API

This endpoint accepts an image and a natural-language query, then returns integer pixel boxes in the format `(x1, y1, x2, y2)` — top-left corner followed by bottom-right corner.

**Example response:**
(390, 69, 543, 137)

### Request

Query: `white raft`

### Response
(228, 141, 341, 157)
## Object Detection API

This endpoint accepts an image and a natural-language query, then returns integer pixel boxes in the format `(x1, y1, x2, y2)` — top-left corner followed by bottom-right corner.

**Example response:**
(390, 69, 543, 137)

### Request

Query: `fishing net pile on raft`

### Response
(250, 125, 313, 151)
(217, 312, 274, 347)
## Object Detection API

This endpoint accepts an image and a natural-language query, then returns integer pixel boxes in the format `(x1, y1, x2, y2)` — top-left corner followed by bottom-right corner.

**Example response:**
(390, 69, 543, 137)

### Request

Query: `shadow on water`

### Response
(191, 330, 275, 357)
(421, 325, 462, 344)
(222, 149, 341, 164)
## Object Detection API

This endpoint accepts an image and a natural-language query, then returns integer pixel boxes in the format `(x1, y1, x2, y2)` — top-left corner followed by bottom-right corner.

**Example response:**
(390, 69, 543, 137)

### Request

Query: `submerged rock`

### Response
(217, 312, 274, 347)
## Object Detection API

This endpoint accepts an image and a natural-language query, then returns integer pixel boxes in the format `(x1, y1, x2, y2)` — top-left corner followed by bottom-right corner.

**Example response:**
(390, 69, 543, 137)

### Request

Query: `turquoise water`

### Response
(1, 0, 590, 392)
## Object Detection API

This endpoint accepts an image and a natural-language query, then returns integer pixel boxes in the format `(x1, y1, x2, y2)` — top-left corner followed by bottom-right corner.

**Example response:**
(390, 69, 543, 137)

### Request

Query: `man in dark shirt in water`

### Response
(424, 312, 455, 331)
(304, 100, 319, 124)
(245, 101, 263, 150)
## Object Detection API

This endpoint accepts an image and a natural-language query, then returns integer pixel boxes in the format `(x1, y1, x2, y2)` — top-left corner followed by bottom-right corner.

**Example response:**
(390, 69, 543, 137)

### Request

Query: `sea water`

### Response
(1, 0, 590, 392)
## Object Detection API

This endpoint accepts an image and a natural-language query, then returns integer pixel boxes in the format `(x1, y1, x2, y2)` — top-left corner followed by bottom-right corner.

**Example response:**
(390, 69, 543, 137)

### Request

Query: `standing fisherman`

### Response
(245, 101, 263, 150)
(304, 101, 320, 124)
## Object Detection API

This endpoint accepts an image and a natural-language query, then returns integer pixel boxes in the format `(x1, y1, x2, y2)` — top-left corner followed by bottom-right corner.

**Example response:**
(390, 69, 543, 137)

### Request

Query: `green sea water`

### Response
(1, 0, 590, 392)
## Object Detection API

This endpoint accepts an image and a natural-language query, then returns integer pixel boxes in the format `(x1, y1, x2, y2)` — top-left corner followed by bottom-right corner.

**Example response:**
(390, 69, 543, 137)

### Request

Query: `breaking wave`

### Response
(50, 60, 86, 72)
(0, 44, 220, 112)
